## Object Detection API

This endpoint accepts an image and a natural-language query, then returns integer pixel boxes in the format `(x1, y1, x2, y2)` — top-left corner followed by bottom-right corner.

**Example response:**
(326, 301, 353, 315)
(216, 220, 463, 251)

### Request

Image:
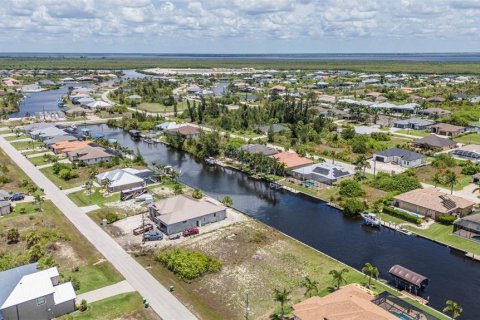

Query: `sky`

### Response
(0, 0, 479, 53)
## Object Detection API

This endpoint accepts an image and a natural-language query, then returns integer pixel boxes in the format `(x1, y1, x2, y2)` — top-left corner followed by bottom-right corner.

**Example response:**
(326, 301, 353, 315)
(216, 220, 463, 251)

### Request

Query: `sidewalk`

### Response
(77, 280, 135, 303)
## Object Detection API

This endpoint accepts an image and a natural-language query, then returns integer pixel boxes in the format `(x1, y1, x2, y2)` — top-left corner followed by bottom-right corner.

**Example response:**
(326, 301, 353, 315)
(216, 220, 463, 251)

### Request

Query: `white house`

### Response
(373, 148, 425, 168)
(0, 264, 76, 320)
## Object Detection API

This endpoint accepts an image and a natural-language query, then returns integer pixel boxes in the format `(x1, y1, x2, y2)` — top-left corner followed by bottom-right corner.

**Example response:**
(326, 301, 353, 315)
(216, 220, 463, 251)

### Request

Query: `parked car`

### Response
(143, 230, 163, 241)
(9, 193, 24, 201)
(168, 233, 181, 240)
(182, 227, 199, 237)
(133, 223, 153, 236)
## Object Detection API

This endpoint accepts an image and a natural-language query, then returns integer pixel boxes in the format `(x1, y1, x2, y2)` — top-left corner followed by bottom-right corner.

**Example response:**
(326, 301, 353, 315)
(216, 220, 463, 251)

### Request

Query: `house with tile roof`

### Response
(393, 187, 474, 219)
(67, 146, 114, 165)
(292, 285, 397, 320)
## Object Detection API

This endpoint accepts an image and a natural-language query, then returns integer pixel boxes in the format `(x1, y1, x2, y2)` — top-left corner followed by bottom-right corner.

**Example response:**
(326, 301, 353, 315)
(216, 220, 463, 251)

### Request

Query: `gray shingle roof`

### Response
(414, 135, 457, 148)
(374, 148, 425, 161)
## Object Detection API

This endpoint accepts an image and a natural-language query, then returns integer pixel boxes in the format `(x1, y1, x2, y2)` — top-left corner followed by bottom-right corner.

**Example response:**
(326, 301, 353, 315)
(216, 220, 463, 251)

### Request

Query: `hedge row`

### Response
(436, 214, 457, 225)
(383, 207, 423, 225)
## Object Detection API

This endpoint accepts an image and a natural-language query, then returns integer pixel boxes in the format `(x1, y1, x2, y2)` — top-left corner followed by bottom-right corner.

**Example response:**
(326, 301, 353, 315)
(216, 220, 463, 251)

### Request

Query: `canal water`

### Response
(9, 86, 70, 118)
(86, 124, 480, 319)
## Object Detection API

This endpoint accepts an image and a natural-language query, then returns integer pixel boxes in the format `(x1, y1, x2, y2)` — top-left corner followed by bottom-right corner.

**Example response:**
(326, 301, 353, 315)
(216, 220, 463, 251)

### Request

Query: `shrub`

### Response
(7, 228, 20, 244)
(192, 189, 203, 199)
(436, 215, 457, 225)
(105, 212, 119, 224)
(58, 168, 78, 181)
(371, 132, 390, 141)
(383, 206, 423, 224)
(222, 196, 233, 207)
(351, 136, 368, 154)
(156, 249, 222, 281)
(37, 255, 57, 269)
(370, 172, 421, 194)
(79, 299, 88, 312)
(432, 154, 457, 169)
(339, 179, 365, 197)
(461, 163, 480, 175)
(342, 198, 367, 216)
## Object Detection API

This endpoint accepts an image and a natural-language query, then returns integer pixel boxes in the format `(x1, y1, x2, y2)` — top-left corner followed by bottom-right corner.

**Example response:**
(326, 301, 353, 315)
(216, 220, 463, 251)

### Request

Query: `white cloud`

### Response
(0, 0, 478, 52)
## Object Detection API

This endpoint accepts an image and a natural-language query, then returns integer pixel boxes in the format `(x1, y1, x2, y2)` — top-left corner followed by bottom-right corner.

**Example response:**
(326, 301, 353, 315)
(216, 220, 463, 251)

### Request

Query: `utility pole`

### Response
(373, 159, 377, 177)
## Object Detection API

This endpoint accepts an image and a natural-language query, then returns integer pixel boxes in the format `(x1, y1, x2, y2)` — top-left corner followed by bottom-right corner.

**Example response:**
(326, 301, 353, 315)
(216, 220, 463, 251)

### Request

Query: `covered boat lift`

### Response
(389, 265, 429, 296)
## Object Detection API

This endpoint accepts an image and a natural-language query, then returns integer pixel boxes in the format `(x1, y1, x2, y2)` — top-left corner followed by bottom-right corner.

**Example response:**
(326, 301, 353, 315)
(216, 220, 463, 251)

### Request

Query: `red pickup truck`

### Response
(133, 223, 153, 236)
(182, 227, 199, 237)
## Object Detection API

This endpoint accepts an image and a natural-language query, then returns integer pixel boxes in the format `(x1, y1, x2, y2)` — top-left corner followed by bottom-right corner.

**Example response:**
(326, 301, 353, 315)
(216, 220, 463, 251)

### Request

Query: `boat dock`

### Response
(465, 252, 480, 262)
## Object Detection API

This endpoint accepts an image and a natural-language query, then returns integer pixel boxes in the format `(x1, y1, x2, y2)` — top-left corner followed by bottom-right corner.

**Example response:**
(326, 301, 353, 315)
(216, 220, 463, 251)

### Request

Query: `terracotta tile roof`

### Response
(394, 187, 474, 214)
(293, 285, 397, 320)
(51, 140, 92, 153)
(271, 151, 313, 169)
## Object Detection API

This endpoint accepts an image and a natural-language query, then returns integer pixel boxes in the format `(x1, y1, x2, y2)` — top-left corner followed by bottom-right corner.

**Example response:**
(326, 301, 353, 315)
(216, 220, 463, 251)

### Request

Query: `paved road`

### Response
(77, 280, 135, 304)
(0, 136, 197, 320)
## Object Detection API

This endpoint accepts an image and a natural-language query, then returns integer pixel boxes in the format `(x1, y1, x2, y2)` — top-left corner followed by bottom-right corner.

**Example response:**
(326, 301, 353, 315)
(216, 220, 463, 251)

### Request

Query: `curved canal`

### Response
(84, 124, 480, 319)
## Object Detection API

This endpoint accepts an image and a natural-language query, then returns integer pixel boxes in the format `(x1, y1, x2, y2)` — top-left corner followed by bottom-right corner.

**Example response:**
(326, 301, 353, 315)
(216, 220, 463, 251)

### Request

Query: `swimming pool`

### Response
(390, 311, 412, 320)
(303, 181, 315, 187)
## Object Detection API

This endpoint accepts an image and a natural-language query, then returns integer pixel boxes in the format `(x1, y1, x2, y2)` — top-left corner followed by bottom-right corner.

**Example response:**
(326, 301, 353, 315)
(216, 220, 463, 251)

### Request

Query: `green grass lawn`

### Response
(29, 155, 55, 166)
(11, 140, 43, 150)
(395, 129, 430, 137)
(454, 133, 480, 145)
(4, 134, 29, 141)
(68, 188, 120, 207)
(137, 101, 188, 113)
(63, 262, 124, 294)
(406, 223, 480, 255)
(40, 167, 86, 189)
(60, 292, 158, 320)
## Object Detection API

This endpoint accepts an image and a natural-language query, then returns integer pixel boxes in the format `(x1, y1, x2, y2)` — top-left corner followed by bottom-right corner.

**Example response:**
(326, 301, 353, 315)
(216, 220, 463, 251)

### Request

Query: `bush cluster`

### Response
(156, 249, 222, 281)
(370, 172, 421, 194)
(436, 215, 457, 225)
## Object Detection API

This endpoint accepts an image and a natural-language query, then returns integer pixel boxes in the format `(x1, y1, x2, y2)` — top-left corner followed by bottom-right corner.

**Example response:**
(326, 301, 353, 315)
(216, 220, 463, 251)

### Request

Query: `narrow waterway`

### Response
(85, 124, 480, 319)
(10, 86, 70, 117)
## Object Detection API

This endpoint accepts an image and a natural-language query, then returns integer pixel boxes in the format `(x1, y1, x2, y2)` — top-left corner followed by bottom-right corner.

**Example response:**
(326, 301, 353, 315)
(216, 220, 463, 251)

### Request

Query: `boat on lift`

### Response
(361, 212, 382, 227)
(205, 157, 216, 165)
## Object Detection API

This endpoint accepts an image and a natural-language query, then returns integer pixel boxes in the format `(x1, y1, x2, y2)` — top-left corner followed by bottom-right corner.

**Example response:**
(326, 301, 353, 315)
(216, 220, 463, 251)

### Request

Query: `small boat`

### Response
(205, 157, 216, 165)
(397, 226, 412, 236)
(361, 212, 382, 227)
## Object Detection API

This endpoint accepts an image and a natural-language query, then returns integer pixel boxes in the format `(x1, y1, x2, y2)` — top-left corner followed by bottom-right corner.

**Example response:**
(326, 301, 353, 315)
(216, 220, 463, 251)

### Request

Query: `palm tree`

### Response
(329, 268, 349, 290)
(432, 171, 444, 188)
(87, 167, 99, 180)
(272, 288, 291, 318)
(444, 170, 458, 195)
(34, 192, 44, 211)
(84, 179, 94, 202)
(101, 178, 112, 194)
(361, 262, 379, 288)
(301, 276, 319, 297)
(354, 155, 370, 178)
(443, 300, 462, 319)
